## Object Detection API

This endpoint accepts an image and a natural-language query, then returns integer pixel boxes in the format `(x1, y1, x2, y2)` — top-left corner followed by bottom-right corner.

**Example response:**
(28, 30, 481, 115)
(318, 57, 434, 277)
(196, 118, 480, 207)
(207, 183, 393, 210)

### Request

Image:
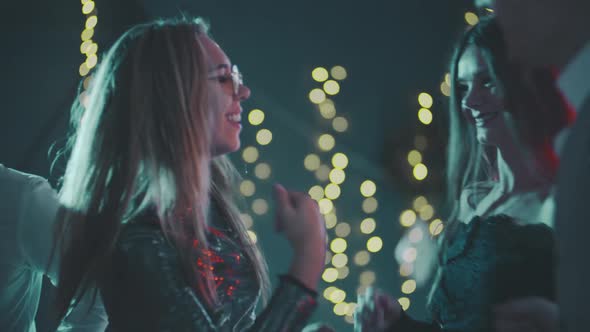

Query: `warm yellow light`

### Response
(325, 183, 341, 200)
(248, 109, 265, 125)
(367, 236, 383, 253)
(402, 247, 418, 263)
(418, 108, 433, 125)
(319, 198, 334, 215)
(241, 213, 254, 229)
(419, 204, 435, 221)
(398, 297, 411, 311)
(359, 271, 376, 286)
(254, 163, 271, 180)
(323, 80, 341, 95)
(312, 67, 329, 82)
(331, 153, 349, 169)
(81, 28, 94, 41)
(85, 54, 98, 69)
(331, 66, 348, 80)
(413, 163, 428, 181)
(239, 180, 256, 197)
(334, 302, 348, 316)
(337, 266, 349, 279)
(323, 268, 339, 283)
(329, 168, 346, 184)
(465, 11, 480, 26)
(360, 218, 376, 234)
(360, 180, 377, 197)
(332, 253, 348, 268)
(418, 92, 433, 108)
(346, 303, 357, 316)
(252, 198, 268, 215)
(441, 81, 451, 97)
(242, 146, 259, 163)
(315, 165, 331, 182)
(323, 286, 338, 300)
(445, 73, 451, 85)
(325, 252, 333, 265)
(407, 150, 422, 166)
(330, 238, 347, 254)
(304, 154, 321, 171)
(354, 251, 370, 266)
(79, 63, 90, 77)
(400, 263, 414, 277)
(309, 89, 327, 104)
(362, 197, 378, 214)
(80, 40, 92, 54)
(413, 196, 428, 211)
(308, 185, 325, 201)
(334, 222, 351, 237)
(429, 219, 444, 236)
(400, 210, 417, 227)
(85, 15, 98, 29)
(330, 289, 346, 304)
(318, 134, 336, 151)
(409, 228, 424, 243)
(319, 100, 337, 119)
(256, 129, 273, 146)
(401, 279, 417, 294)
(247, 230, 257, 244)
(325, 212, 338, 229)
(82, 1, 95, 14)
(332, 116, 349, 132)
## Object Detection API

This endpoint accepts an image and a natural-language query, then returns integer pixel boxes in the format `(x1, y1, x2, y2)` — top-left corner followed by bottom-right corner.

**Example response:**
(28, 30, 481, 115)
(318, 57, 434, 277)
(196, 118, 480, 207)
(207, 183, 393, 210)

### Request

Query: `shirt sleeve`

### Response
(17, 176, 60, 283)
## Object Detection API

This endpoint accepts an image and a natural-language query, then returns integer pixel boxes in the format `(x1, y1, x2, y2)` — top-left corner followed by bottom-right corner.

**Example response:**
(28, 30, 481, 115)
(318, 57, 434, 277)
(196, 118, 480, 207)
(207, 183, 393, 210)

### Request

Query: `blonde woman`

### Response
(53, 17, 326, 331)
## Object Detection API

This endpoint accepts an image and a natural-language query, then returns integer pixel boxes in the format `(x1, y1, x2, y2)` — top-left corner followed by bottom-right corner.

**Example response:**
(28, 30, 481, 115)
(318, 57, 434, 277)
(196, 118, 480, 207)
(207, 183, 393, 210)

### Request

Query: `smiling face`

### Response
(199, 34, 251, 156)
(457, 45, 512, 147)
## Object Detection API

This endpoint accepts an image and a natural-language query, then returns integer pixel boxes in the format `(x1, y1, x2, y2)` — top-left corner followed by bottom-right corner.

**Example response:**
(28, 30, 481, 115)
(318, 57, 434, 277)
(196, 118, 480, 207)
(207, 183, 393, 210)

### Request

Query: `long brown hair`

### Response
(53, 17, 269, 320)
(445, 16, 571, 235)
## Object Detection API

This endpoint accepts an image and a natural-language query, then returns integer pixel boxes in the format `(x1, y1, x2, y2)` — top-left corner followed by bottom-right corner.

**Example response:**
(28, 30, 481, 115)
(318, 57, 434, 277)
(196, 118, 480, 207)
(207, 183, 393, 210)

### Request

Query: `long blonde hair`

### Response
(53, 17, 269, 320)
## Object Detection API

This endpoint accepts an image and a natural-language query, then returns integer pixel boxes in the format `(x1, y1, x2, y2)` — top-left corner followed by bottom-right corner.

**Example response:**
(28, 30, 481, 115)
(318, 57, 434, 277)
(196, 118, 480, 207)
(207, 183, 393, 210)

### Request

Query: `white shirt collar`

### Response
(558, 41, 590, 111)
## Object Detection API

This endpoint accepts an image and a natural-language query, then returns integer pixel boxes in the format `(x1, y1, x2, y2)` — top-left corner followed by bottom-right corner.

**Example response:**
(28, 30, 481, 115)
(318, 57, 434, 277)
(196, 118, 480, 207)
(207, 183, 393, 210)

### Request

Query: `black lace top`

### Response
(391, 215, 555, 332)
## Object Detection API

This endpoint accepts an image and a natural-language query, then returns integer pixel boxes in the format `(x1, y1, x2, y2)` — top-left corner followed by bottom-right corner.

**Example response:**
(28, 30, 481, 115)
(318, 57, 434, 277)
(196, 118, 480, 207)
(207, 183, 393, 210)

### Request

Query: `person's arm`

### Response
(19, 177, 108, 331)
(109, 228, 317, 331)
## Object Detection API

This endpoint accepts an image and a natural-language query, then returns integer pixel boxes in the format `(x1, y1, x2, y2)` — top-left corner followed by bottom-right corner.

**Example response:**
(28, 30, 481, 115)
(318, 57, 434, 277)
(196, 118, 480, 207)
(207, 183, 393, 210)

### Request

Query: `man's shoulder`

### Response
(0, 164, 51, 193)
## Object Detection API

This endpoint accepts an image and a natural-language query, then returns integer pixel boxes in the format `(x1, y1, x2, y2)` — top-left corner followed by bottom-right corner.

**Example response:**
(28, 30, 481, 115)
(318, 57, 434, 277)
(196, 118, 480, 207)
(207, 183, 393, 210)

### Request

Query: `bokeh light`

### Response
(332, 116, 349, 132)
(319, 100, 337, 119)
(418, 92, 433, 108)
(465, 11, 480, 26)
(239, 180, 256, 197)
(325, 183, 341, 200)
(309, 185, 325, 201)
(329, 168, 346, 184)
(252, 198, 268, 215)
(400, 210, 417, 227)
(359, 271, 376, 286)
(413, 163, 428, 181)
(362, 197, 378, 214)
(332, 253, 348, 268)
(315, 165, 332, 182)
(254, 163, 271, 180)
(304, 154, 321, 171)
(323, 268, 339, 283)
(331, 66, 348, 80)
(429, 219, 444, 236)
(402, 280, 417, 294)
(418, 108, 433, 125)
(242, 146, 259, 163)
(360, 180, 377, 197)
(248, 109, 265, 125)
(330, 238, 347, 254)
(331, 153, 349, 169)
(247, 230, 257, 244)
(323, 80, 341, 95)
(319, 198, 334, 214)
(419, 204, 435, 220)
(241, 213, 254, 229)
(407, 150, 423, 166)
(354, 251, 371, 266)
(256, 129, 273, 145)
(312, 67, 329, 82)
(367, 236, 383, 253)
(335, 223, 351, 237)
(360, 218, 376, 234)
(309, 89, 327, 104)
(398, 297, 411, 311)
(318, 134, 336, 151)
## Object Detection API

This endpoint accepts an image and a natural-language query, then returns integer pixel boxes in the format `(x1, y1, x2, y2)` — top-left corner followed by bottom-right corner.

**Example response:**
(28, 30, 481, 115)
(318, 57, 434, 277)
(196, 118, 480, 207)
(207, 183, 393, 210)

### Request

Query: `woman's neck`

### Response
(493, 143, 552, 195)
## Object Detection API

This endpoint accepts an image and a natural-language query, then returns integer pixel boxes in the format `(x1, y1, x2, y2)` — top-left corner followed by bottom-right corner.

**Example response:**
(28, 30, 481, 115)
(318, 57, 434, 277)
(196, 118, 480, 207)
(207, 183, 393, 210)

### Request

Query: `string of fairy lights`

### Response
(393, 9, 484, 312)
(78, 0, 99, 109)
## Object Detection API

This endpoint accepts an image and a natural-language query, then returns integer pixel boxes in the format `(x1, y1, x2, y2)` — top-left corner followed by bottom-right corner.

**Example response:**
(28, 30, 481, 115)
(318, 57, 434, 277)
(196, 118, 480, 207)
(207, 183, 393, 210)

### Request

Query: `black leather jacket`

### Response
(99, 218, 317, 332)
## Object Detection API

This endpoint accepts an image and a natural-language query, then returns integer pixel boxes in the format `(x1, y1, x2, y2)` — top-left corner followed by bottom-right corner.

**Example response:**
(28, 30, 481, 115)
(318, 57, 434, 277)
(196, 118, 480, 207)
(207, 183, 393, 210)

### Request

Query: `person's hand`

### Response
(273, 183, 326, 290)
(494, 297, 560, 332)
(354, 287, 402, 332)
(302, 322, 336, 332)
